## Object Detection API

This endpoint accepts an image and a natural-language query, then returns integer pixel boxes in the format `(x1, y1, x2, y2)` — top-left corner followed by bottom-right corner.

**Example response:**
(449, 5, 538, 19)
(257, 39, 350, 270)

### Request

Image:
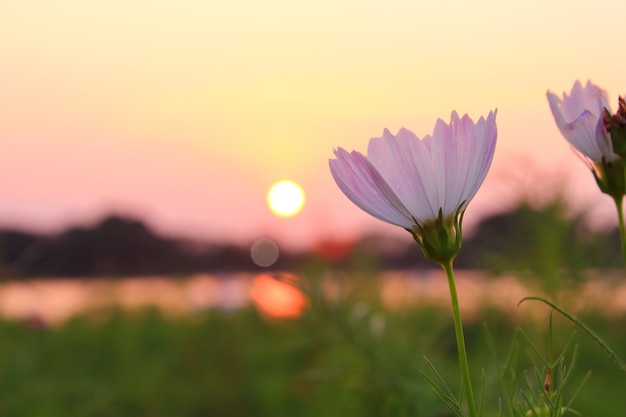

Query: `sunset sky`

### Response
(1, 1, 626, 251)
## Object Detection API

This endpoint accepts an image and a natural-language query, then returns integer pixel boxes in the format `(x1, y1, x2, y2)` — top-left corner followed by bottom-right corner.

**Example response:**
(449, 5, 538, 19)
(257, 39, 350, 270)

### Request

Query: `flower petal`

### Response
(459, 110, 498, 207)
(329, 148, 414, 228)
(563, 110, 607, 162)
(367, 128, 436, 223)
(547, 80, 616, 162)
(329, 110, 497, 229)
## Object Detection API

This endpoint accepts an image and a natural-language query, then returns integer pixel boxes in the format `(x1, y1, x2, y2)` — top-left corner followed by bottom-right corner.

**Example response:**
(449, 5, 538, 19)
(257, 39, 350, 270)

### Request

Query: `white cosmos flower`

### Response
(547, 80, 617, 163)
(329, 111, 497, 231)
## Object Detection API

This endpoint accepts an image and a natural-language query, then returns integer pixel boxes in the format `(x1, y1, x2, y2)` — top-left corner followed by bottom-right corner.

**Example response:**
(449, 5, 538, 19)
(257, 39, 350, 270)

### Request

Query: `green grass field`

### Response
(0, 276, 624, 417)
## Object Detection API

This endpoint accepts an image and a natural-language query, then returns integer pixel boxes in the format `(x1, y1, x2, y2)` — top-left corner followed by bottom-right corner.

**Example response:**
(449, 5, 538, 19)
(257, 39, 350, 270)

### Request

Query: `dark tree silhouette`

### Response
(0, 206, 620, 279)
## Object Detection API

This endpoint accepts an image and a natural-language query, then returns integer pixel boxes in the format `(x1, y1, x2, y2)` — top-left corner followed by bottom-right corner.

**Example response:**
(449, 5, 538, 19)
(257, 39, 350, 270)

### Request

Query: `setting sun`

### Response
(267, 180, 305, 217)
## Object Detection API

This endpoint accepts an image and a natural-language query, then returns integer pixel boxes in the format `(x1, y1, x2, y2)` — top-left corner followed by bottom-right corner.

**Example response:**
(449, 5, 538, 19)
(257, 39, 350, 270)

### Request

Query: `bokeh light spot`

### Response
(267, 180, 305, 217)
(250, 238, 279, 267)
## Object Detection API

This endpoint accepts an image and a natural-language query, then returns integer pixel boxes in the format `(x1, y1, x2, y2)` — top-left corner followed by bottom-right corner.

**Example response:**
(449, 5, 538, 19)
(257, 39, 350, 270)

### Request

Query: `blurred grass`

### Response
(1, 193, 625, 416)
(0, 296, 624, 417)
(0, 307, 360, 417)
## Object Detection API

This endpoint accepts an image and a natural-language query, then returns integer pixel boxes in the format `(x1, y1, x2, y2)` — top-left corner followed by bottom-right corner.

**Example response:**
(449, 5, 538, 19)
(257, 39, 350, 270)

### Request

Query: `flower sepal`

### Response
(408, 206, 465, 265)
(592, 156, 625, 200)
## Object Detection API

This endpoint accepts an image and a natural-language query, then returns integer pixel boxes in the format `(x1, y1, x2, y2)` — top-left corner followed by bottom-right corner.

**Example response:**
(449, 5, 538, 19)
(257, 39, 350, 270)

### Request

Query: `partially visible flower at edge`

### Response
(548, 80, 626, 265)
(329, 110, 497, 264)
(547, 80, 616, 163)
(547, 80, 624, 199)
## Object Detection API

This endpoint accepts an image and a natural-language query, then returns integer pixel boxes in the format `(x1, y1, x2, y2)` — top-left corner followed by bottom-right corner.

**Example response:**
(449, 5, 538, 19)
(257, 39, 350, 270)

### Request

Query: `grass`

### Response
(0, 284, 624, 417)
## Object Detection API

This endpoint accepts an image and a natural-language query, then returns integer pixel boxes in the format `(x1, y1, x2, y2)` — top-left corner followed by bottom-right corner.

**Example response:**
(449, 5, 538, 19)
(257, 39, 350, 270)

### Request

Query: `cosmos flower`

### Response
(329, 110, 497, 416)
(547, 80, 624, 199)
(547, 80, 617, 163)
(329, 110, 497, 262)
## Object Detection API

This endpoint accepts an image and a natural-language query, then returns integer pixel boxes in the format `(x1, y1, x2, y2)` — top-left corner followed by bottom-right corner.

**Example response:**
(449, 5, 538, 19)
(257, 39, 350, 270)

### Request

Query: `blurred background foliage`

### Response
(0, 195, 625, 416)
(463, 196, 621, 297)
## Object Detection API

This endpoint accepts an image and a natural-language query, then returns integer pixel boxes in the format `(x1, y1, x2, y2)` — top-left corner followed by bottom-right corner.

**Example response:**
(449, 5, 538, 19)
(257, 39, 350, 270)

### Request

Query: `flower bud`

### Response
(604, 97, 626, 159)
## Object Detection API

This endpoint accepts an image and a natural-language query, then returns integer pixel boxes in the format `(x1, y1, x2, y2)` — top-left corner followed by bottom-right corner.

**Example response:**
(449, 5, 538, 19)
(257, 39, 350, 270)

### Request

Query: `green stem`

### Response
(442, 260, 478, 417)
(614, 196, 626, 267)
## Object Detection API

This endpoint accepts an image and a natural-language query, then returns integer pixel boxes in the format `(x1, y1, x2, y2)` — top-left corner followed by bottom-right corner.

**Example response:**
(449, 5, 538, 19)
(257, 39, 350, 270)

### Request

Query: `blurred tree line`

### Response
(0, 198, 621, 278)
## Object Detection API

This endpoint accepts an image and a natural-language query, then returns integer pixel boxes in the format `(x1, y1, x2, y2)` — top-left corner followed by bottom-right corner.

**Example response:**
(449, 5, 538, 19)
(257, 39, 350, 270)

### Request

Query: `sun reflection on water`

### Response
(250, 273, 306, 319)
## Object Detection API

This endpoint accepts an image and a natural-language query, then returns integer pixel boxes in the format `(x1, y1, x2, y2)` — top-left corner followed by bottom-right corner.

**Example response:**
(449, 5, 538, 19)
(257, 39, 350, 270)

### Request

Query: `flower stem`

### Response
(614, 196, 626, 266)
(442, 260, 478, 417)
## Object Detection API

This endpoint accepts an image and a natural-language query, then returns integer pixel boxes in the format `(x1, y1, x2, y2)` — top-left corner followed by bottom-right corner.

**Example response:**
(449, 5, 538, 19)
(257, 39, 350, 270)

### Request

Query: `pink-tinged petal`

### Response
(408, 133, 441, 220)
(427, 111, 496, 217)
(564, 110, 606, 162)
(329, 110, 497, 229)
(329, 148, 414, 228)
(594, 119, 614, 158)
(429, 118, 451, 212)
(446, 113, 476, 214)
(547, 80, 617, 162)
(547, 91, 568, 131)
(460, 110, 497, 206)
(367, 128, 435, 223)
(566, 80, 610, 120)
(401, 129, 442, 220)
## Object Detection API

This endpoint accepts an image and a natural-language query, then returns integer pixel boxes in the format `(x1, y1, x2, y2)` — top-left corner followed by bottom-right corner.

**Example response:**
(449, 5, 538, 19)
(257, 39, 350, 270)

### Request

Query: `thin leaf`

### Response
(518, 328, 551, 368)
(421, 356, 465, 417)
(477, 368, 485, 417)
(421, 371, 464, 416)
(564, 370, 591, 411)
(519, 296, 626, 373)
